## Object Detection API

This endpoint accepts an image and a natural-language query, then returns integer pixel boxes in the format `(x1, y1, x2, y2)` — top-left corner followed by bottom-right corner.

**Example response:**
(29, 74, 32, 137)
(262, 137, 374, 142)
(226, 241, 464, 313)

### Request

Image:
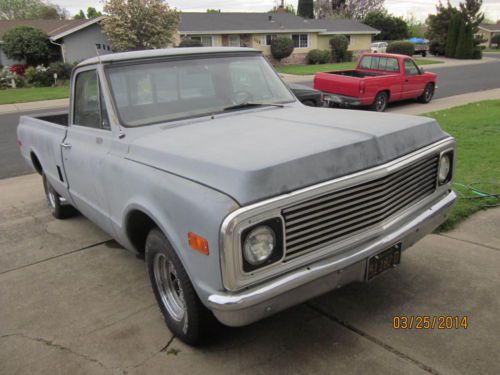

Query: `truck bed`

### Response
(35, 113, 69, 126)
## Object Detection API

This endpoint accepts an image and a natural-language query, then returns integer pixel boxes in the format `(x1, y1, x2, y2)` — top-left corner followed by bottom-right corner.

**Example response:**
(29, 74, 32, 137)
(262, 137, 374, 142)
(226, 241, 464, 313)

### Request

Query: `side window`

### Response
(73, 70, 110, 129)
(359, 56, 372, 69)
(386, 58, 399, 72)
(405, 59, 420, 75)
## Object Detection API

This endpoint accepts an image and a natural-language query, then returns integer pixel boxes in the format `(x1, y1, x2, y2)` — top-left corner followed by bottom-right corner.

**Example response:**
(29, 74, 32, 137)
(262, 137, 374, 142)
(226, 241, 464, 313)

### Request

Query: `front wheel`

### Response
(418, 83, 435, 103)
(371, 92, 388, 112)
(146, 228, 216, 345)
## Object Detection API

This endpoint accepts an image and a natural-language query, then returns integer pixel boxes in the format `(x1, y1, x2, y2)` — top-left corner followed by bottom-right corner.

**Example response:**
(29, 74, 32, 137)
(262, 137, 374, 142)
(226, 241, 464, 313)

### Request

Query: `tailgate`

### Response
(314, 72, 361, 98)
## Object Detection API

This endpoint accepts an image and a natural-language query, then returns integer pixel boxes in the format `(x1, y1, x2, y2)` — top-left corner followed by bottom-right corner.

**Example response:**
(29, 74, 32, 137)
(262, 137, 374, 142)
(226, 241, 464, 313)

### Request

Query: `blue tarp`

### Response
(408, 37, 427, 44)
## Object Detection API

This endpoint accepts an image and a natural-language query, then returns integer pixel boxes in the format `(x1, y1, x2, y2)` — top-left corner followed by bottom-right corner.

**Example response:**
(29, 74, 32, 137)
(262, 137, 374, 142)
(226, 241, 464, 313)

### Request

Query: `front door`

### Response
(61, 68, 114, 235)
(403, 59, 426, 99)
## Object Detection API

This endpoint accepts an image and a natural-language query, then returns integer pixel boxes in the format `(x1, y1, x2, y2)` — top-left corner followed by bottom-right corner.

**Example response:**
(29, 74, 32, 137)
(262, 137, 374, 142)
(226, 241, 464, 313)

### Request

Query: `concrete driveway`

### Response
(1, 173, 499, 375)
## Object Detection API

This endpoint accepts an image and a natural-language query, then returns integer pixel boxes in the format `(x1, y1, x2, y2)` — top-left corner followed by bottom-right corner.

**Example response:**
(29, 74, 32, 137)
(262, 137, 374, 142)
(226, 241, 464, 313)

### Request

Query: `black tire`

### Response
(418, 83, 435, 104)
(146, 228, 216, 345)
(302, 100, 317, 107)
(42, 174, 77, 219)
(371, 92, 388, 112)
(421, 51, 427, 57)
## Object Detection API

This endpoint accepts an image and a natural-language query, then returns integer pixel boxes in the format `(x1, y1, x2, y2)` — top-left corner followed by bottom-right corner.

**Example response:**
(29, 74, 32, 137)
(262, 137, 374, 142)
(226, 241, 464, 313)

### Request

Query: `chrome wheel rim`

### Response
(47, 188, 56, 209)
(425, 86, 433, 101)
(376, 95, 386, 111)
(153, 253, 185, 322)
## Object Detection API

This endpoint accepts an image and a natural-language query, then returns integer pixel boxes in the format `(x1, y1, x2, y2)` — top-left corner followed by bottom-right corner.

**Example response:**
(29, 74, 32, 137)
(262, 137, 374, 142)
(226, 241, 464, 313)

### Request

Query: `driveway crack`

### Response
(307, 303, 443, 375)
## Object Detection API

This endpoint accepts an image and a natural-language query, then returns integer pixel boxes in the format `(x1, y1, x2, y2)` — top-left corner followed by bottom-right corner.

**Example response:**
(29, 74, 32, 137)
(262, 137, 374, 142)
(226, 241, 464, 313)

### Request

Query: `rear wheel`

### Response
(43, 174, 76, 219)
(146, 228, 216, 345)
(418, 83, 435, 103)
(371, 92, 388, 112)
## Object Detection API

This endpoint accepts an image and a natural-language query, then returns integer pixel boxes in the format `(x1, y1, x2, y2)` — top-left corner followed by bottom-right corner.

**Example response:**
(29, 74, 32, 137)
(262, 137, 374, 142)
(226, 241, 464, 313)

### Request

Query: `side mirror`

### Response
(419, 66, 425, 74)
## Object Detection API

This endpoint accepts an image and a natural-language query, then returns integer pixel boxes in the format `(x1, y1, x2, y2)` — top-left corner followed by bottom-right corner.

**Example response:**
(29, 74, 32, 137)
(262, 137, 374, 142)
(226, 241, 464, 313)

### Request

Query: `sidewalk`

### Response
(388, 88, 500, 115)
(0, 98, 69, 114)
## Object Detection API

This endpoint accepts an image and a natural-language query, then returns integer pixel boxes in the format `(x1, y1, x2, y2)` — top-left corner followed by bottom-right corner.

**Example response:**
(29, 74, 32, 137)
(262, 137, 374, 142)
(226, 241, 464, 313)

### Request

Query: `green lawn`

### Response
(426, 101, 500, 231)
(483, 48, 500, 53)
(0, 85, 70, 105)
(276, 58, 443, 75)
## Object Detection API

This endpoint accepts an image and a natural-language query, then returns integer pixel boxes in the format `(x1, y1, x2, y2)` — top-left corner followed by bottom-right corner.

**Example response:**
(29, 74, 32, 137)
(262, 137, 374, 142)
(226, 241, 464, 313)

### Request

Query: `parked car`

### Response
(314, 53, 437, 112)
(288, 83, 324, 106)
(17, 47, 456, 345)
(370, 42, 388, 53)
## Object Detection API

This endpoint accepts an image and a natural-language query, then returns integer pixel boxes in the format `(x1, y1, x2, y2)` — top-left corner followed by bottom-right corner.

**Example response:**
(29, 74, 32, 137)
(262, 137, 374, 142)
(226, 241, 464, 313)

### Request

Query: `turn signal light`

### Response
(188, 232, 209, 255)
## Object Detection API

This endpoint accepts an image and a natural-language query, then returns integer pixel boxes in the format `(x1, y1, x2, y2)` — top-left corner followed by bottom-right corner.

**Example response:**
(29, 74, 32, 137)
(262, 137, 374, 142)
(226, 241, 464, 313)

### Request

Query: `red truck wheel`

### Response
(371, 92, 388, 112)
(418, 83, 435, 103)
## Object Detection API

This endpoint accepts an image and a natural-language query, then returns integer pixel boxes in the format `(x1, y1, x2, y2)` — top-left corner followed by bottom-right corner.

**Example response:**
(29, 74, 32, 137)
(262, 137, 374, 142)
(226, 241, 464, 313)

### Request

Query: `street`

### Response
(2, 57, 500, 180)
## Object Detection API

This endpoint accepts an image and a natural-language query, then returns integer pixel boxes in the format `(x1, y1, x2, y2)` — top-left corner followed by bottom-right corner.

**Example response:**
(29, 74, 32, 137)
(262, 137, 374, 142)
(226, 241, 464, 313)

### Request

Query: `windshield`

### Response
(106, 54, 295, 127)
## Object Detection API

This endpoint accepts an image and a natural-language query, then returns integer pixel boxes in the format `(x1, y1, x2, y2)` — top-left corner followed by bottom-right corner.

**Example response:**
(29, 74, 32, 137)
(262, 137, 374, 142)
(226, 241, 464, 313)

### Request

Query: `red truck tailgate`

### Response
(314, 72, 361, 98)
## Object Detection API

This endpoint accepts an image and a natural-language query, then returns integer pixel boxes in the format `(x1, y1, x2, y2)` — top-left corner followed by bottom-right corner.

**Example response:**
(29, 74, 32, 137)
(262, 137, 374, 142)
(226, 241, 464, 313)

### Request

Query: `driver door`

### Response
(61, 67, 114, 235)
(403, 59, 426, 99)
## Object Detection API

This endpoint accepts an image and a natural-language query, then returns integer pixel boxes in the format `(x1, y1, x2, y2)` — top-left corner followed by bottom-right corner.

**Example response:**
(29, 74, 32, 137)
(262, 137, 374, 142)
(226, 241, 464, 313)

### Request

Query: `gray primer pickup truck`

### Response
(18, 47, 457, 344)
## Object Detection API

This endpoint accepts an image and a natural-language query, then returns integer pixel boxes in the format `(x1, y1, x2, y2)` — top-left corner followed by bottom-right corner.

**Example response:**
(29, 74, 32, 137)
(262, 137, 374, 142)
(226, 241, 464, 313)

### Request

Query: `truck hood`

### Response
(127, 106, 448, 205)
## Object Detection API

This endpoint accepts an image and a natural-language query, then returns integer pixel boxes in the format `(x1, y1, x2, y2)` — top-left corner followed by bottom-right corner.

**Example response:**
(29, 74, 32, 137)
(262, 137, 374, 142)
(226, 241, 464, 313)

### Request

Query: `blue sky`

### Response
(56, 0, 500, 21)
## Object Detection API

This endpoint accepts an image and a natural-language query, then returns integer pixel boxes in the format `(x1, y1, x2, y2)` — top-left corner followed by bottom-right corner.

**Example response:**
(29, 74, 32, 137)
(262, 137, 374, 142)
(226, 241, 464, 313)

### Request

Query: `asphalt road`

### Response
(1, 57, 500, 180)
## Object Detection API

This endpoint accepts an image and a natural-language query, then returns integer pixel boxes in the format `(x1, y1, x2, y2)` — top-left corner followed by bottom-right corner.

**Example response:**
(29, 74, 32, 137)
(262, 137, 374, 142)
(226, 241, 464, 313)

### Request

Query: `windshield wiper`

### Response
(223, 102, 285, 112)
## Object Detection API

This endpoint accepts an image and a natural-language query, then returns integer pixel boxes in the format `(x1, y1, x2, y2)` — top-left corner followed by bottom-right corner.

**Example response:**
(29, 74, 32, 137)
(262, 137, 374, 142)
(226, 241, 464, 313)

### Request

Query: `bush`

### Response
(271, 36, 295, 62)
(2, 26, 51, 66)
(10, 64, 26, 76)
(48, 61, 74, 80)
(0, 66, 26, 88)
(386, 41, 415, 56)
(178, 38, 203, 47)
(329, 35, 349, 62)
(345, 51, 354, 62)
(491, 34, 500, 48)
(24, 65, 52, 87)
(471, 47, 482, 60)
(307, 49, 330, 64)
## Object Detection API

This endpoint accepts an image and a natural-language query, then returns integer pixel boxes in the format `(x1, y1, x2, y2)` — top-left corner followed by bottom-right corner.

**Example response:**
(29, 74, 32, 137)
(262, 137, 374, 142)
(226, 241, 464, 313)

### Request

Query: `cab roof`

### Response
(77, 47, 259, 67)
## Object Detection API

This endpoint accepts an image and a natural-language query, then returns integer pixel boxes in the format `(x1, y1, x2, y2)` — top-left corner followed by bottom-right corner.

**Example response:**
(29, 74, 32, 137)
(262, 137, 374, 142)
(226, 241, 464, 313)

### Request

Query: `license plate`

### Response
(366, 244, 401, 280)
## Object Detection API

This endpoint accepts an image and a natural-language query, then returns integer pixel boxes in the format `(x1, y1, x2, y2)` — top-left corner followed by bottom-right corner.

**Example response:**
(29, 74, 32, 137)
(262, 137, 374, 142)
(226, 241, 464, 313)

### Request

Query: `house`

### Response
(477, 22, 500, 48)
(177, 12, 379, 63)
(0, 17, 111, 65)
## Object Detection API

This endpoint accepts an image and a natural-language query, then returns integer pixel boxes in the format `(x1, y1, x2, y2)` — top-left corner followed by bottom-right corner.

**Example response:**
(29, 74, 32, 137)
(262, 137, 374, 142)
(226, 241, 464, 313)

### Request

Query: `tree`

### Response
(315, 0, 385, 20)
(459, 0, 484, 31)
(0, 0, 67, 20)
(73, 9, 86, 19)
(298, 0, 314, 18)
(206, 9, 220, 13)
(363, 11, 409, 41)
(426, 1, 457, 56)
(445, 13, 461, 57)
(2, 26, 50, 66)
(102, 0, 180, 52)
(86, 7, 102, 18)
(405, 14, 426, 38)
(270, 36, 294, 62)
(455, 19, 473, 58)
(269, 2, 295, 14)
(329, 34, 349, 62)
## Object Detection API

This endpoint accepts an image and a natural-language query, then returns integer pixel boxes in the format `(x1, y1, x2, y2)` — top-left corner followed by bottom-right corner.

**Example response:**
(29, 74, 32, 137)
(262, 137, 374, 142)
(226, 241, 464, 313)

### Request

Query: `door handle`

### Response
(61, 142, 72, 149)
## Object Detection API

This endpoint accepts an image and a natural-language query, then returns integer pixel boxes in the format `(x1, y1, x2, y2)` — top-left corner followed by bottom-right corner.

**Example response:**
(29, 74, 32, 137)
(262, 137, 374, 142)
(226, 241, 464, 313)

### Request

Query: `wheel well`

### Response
(380, 90, 390, 100)
(126, 210, 158, 254)
(30, 152, 43, 175)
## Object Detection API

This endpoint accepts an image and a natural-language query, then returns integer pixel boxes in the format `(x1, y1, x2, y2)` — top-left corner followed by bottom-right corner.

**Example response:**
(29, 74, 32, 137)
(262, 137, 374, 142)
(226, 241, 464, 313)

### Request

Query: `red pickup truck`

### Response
(314, 53, 437, 112)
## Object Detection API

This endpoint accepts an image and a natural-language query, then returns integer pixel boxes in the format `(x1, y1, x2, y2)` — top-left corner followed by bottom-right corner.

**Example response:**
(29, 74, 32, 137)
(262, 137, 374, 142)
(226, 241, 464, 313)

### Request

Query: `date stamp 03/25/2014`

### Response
(393, 316, 469, 330)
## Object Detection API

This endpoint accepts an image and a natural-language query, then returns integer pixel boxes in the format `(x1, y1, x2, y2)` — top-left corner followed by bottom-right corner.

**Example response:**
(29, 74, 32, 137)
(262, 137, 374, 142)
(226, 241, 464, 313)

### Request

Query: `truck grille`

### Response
(282, 155, 439, 260)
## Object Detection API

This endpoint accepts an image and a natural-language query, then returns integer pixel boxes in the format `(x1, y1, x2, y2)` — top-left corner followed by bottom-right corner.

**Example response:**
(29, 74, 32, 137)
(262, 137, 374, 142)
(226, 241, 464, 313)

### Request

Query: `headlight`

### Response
(243, 225, 275, 266)
(438, 153, 452, 184)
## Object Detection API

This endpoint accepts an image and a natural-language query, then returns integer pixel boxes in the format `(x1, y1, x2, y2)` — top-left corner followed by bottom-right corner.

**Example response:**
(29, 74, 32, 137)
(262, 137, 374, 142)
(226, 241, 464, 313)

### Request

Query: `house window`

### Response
(262, 34, 274, 46)
(291, 34, 309, 48)
(189, 35, 213, 47)
(229, 35, 240, 47)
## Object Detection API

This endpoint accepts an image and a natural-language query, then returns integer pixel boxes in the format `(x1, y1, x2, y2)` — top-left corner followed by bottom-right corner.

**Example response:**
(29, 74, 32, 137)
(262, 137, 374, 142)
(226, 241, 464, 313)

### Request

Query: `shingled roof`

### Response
(0, 17, 103, 40)
(178, 12, 379, 35)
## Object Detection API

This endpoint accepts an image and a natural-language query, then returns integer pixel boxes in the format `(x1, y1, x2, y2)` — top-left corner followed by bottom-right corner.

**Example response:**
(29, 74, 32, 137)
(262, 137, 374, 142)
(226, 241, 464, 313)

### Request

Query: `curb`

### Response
(0, 98, 69, 115)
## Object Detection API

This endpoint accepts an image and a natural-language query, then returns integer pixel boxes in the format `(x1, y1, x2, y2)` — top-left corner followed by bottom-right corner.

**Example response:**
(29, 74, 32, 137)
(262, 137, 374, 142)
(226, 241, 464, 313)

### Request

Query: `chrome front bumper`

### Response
(208, 190, 456, 327)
